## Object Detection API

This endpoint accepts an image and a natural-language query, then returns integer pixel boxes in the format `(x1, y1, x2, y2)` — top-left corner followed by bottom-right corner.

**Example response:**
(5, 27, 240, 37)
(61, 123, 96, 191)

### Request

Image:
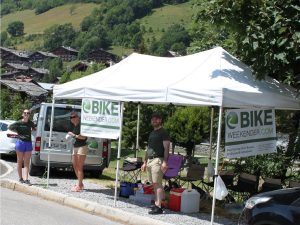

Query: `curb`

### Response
(0, 179, 174, 225)
(0, 159, 14, 178)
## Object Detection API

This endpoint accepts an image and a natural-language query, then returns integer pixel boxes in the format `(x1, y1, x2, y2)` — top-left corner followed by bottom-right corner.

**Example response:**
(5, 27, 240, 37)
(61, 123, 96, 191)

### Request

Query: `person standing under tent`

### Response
(67, 111, 88, 192)
(9, 109, 35, 185)
(141, 112, 170, 214)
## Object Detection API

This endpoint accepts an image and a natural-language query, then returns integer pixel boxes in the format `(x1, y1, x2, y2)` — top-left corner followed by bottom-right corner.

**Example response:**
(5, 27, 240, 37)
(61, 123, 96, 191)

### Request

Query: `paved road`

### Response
(0, 188, 123, 225)
(0, 163, 8, 176)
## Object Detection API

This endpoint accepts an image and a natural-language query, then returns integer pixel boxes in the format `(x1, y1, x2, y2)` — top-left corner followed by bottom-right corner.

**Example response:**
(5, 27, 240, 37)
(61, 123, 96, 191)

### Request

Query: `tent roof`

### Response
(54, 47, 300, 110)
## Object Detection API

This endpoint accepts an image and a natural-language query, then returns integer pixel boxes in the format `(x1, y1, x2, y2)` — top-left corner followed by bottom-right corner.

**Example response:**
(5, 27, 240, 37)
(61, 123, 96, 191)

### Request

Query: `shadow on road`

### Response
(0, 154, 17, 162)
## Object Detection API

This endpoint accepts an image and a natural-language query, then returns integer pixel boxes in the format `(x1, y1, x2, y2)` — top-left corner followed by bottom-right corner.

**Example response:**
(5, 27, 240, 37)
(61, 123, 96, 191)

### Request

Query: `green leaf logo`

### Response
(83, 99, 91, 113)
(226, 112, 238, 129)
(88, 140, 98, 149)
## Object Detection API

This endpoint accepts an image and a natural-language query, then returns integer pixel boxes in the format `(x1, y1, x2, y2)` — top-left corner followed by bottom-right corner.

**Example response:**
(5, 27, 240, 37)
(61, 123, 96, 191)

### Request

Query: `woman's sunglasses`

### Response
(23, 112, 30, 115)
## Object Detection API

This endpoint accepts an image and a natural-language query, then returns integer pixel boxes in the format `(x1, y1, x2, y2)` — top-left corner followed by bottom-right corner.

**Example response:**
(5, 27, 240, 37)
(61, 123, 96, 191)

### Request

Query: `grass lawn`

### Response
(87, 147, 147, 188)
(87, 145, 215, 189)
(108, 46, 134, 57)
(1, 3, 99, 34)
(139, 1, 195, 41)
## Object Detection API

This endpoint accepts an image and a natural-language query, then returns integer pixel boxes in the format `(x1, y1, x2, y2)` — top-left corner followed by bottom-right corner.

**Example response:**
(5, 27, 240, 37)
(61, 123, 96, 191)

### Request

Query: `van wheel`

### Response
(29, 162, 44, 176)
(89, 170, 103, 178)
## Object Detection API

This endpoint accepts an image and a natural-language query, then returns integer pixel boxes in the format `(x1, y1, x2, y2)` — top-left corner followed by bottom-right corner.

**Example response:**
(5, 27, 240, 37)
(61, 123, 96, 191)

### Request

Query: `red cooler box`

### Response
(168, 188, 185, 211)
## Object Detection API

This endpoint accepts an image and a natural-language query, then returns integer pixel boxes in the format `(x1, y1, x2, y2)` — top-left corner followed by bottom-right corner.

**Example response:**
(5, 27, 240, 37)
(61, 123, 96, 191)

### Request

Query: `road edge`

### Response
(0, 159, 14, 178)
(0, 178, 174, 225)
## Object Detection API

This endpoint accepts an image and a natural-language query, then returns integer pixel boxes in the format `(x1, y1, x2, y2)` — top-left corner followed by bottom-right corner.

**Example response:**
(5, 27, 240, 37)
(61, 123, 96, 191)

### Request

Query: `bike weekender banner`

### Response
(81, 98, 121, 139)
(225, 108, 277, 159)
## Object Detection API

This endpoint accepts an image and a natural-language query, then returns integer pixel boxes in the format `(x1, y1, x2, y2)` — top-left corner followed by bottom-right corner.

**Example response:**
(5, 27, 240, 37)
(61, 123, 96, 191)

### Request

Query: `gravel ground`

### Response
(2, 158, 236, 225)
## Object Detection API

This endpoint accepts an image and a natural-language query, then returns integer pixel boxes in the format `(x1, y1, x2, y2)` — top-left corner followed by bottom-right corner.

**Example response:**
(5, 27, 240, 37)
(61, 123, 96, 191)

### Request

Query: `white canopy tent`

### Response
(54, 47, 299, 109)
(51, 47, 300, 224)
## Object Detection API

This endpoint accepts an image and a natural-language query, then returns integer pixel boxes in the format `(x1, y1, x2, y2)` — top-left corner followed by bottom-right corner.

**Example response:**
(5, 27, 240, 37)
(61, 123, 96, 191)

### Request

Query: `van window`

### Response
(1, 123, 8, 131)
(45, 107, 80, 132)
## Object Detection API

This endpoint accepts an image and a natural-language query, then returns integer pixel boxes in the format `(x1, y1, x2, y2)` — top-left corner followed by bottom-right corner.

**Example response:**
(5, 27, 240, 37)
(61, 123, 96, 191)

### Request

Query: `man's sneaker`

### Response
(148, 205, 163, 215)
(24, 180, 31, 185)
(19, 178, 25, 183)
(149, 204, 164, 210)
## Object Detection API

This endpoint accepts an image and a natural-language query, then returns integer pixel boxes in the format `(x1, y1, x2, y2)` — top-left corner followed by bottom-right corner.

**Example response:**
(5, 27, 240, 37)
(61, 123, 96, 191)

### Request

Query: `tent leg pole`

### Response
(47, 97, 55, 188)
(136, 103, 140, 158)
(210, 106, 223, 225)
(209, 107, 214, 159)
(114, 102, 124, 207)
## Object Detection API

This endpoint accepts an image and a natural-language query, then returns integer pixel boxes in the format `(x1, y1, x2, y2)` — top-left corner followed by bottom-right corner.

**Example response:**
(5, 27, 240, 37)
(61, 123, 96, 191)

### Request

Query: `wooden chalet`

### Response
(86, 48, 118, 66)
(1, 63, 49, 81)
(51, 46, 78, 61)
(163, 50, 181, 57)
(0, 71, 23, 80)
(29, 51, 58, 63)
(0, 79, 48, 103)
(2, 63, 29, 73)
(0, 47, 30, 65)
(28, 67, 49, 81)
(71, 61, 91, 72)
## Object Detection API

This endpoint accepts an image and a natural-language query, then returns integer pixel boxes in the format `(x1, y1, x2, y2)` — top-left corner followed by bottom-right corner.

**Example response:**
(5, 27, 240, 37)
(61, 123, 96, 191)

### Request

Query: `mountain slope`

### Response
(1, 3, 99, 34)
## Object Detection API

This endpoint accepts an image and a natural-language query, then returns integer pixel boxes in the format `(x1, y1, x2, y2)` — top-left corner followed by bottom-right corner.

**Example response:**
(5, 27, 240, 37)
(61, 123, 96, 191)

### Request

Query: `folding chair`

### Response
(179, 164, 206, 188)
(202, 170, 235, 193)
(163, 154, 184, 190)
(289, 180, 300, 188)
(228, 172, 258, 201)
(202, 170, 234, 192)
(259, 177, 282, 193)
(120, 157, 143, 183)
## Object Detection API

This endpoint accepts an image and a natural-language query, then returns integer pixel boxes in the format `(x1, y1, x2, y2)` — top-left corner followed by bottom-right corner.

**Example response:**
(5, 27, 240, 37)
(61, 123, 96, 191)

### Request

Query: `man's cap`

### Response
(151, 112, 162, 119)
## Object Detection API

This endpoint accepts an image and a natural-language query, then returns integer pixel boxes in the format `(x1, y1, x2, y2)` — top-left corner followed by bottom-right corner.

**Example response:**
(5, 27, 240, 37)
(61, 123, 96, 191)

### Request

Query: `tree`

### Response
(196, 0, 300, 86)
(164, 107, 210, 156)
(196, 0, 300, 181)
(7, 21, 24, 37)
(43, 58, 63, 83)
(35, 0, 52, 14)
(80, 16, 93, 32)
(0, 31, 8, 45)
(150, 24, 190, 55)
(69, 4, 77, 15)
(43, 23, 76, 51)
(0, 88, 31, 120)
(122, 103, 175, 149)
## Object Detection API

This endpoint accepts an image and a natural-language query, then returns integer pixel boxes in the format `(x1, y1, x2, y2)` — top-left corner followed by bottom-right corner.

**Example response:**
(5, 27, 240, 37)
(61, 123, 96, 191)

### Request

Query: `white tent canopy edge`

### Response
(53, 47, 300, 110)
(51, 47, 300, 225)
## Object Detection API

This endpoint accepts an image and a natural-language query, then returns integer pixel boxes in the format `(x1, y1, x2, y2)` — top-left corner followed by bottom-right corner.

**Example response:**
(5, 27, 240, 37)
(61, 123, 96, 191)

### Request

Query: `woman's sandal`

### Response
(71, 185, 81, 192)
(71, 184, 84, 192)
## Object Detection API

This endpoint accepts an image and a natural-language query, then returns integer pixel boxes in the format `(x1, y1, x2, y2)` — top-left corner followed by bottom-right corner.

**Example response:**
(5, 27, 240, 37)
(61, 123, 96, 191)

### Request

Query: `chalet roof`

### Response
(31, 51, 58, 58)
(71, 61, 91, 70)
(0, 47, 30, 59)
(30, 67, 49, 74)
(0, 71, 22, 79)
(37, 82, 55, 91)
(89, 48, 116, 56)
(0, 80, 48, 97)
(164, 50, 181, 57)
(5, 63, 29, 70)
(60, 46, 79, 53)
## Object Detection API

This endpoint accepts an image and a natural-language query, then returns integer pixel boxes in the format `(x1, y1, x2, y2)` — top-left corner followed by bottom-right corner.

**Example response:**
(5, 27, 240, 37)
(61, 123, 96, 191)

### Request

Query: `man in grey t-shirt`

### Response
(141, 112, 170, 214)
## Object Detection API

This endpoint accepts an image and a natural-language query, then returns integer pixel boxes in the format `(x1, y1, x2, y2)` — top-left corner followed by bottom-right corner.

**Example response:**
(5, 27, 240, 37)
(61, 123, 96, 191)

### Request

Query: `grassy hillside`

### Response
(2, 1, 194, 55)
(1, 3, 99, 34)
(139, 1, 194, 41)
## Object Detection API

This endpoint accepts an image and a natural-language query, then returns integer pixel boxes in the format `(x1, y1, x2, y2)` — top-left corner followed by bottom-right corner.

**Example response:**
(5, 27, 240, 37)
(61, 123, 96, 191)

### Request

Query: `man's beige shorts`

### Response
(72, 146, 88, 155)
(147, 157, 164, 185)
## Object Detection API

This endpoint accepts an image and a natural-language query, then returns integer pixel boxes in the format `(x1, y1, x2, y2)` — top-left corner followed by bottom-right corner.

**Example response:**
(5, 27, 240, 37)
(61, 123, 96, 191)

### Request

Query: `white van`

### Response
(29, 103, 111, 177)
